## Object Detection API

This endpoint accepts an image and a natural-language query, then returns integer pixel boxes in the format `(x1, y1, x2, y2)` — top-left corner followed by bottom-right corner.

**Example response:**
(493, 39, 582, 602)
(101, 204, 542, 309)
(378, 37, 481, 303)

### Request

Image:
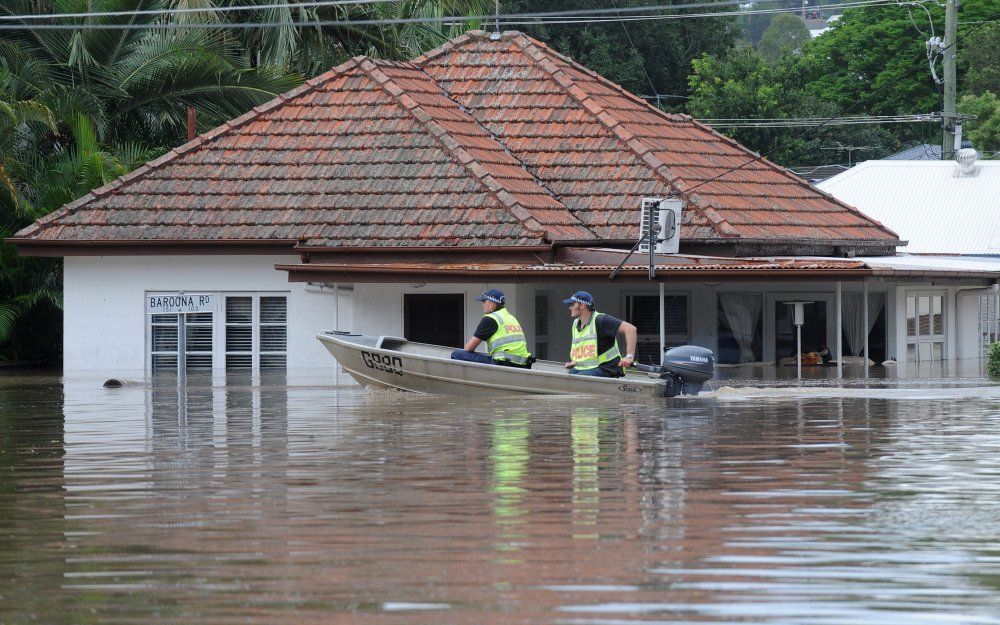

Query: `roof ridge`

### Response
(13, 57, 369, 241)
(411, 29, 489, 65)
(356, 57, 590, 243)
(506, 33, 901, 243)
(506, 33, 741, 239)
(512, 35, 900, 242)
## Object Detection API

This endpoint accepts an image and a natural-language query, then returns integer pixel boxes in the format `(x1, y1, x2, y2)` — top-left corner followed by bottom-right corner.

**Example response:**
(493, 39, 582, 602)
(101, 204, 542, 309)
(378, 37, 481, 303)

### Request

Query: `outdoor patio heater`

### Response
(783, 301, 814, 381)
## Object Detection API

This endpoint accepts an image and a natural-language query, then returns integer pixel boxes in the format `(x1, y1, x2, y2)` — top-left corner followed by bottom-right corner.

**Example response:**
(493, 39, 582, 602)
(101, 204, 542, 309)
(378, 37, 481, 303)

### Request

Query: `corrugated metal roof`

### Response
(817, 159, 1000, 254)
(863, 254, 1000, 276)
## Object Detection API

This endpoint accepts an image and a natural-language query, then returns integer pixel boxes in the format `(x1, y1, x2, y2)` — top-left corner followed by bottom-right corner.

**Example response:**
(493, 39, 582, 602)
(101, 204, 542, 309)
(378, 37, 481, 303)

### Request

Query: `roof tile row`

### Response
(14, 31, 898, 249)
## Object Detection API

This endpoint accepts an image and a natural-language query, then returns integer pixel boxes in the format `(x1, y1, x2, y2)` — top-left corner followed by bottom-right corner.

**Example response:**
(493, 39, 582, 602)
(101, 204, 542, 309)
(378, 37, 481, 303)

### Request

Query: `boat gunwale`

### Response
(317, 332, 667, 391)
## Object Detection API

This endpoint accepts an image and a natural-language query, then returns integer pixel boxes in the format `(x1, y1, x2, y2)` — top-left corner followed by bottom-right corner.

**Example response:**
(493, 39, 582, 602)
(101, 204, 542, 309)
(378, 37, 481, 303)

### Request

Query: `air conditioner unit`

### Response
(638, 197, 682, 254)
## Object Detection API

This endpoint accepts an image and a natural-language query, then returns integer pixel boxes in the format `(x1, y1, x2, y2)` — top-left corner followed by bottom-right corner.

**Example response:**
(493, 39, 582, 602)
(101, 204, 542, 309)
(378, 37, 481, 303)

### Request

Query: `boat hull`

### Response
(317, 332, 669, 398)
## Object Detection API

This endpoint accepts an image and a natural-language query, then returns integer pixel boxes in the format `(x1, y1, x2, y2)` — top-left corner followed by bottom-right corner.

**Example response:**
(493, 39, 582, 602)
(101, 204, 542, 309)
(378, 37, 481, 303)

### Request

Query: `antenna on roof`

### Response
(490, 0, 501, 39)
(609, 197, 683, 281)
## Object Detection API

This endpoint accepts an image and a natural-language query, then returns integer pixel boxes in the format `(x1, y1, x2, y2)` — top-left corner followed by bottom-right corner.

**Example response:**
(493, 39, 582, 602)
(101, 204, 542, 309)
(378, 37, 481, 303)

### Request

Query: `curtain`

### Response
(842, 292, 884, 356)
(719, 293, 762, 363)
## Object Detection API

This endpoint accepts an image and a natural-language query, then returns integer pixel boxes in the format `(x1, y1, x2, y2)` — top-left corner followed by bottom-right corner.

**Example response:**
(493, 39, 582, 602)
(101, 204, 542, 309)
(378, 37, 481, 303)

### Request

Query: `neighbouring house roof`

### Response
(818, 158, 1000, 255)
(863, 254, 1000, 277)
(12, 30, 899, 254)
(790, 164, 851, 182)
(885, 144, 942, 160)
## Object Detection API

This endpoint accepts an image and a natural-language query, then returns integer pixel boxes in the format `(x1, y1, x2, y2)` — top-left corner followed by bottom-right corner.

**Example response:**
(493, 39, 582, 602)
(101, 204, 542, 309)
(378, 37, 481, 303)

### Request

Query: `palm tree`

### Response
(0, 47, 60, 355)
(0, 0, 303, 144)
(0, 0, 491, 359)
(194, 0, 493, 76)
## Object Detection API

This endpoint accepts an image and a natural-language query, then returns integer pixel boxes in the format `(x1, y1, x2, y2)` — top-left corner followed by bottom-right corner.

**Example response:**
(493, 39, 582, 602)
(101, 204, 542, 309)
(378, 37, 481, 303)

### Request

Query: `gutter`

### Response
(8, 238, 302, 257)
(293, 244, 553, 253)
(276, 263, 874, 280)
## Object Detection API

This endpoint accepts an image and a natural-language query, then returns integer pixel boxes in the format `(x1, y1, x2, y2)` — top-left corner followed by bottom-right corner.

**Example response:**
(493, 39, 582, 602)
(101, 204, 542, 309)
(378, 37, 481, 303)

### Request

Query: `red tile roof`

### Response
(13, 31, 898, 250)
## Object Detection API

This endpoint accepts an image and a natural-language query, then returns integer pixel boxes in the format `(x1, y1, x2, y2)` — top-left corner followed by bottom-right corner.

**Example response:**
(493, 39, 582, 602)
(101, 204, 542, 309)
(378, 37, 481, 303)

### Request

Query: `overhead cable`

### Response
(0, 0, 904, 29)
(0, 0, 822, 22)
(701, 114, 943, 127)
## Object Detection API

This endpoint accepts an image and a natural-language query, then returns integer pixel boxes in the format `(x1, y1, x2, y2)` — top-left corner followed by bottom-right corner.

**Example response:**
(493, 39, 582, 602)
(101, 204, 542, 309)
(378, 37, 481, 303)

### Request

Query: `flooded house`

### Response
(10, 31, 998, 378)
(819, 151, 1000, 364)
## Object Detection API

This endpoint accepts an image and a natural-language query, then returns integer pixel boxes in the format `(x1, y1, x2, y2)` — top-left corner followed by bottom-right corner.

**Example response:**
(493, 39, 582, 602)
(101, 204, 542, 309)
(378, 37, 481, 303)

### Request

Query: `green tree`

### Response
(200, 0, 493, 76)
(759, 13, 810, 64)
(0, 48, 60, 356)
(507, 0, 740, 109)
(798, 6, 935, 116)
(964, 23, 1000, 96)
(799, 1, 1000, 116)
(0, 0, 302, 360)
(687, 44, 899, 166)
(0, 0, 304, 147)
(959, 91, 1000, 153)
(0, 0, 497, 360)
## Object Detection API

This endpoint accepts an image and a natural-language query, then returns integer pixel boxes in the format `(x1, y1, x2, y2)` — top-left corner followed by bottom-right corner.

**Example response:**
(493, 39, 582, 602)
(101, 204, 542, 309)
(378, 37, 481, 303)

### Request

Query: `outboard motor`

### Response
(635, 345, 715, 397)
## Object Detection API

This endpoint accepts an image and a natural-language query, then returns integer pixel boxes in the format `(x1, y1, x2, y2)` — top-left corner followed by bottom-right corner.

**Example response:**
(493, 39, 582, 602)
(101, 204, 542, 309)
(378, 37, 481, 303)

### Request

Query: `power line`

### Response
(701, 113, 943, 127)
(0, 0, 394, 21)
(608, 0, 662, 105)
(0, 0, 901, 29)
(0, 0, 801, 22)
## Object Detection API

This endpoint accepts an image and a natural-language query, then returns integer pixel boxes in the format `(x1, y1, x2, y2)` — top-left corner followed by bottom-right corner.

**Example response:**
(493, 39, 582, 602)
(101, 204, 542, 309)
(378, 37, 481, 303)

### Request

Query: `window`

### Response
(226, 295, 288, 370)
(150, 314, 180, 371)
(226, 297, 253, 369)
(403, 294, 464, 347)
(717, 293, 763, 365)
(624, 294, 689, 365)
(148, 292, 287, 373)
(906, 292, 945, 362)
(534, 292, 551, 360)
(774, 300, 827, 362)
(149, 312, 213, 371)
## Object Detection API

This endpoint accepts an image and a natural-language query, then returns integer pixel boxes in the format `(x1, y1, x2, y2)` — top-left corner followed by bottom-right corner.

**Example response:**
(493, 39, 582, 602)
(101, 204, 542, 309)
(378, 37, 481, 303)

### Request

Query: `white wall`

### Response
(64, 255, 339, 376)
(64, 255, 988, 377)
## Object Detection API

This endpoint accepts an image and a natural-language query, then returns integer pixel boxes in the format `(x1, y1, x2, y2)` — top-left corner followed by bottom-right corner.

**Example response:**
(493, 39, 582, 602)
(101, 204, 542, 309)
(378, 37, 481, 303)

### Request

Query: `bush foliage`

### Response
(988, 342, 1000, 378)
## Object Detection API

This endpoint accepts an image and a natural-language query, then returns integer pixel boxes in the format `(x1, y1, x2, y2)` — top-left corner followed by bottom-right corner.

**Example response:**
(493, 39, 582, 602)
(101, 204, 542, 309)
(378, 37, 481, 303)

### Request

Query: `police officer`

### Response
(563, 291, 637, 377)
(450, 289, 533, 368)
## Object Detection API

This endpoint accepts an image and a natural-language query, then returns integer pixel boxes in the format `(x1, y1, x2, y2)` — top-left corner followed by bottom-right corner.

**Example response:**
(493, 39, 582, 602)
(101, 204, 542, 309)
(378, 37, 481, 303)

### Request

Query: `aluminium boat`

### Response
(317, 331, 714, 398)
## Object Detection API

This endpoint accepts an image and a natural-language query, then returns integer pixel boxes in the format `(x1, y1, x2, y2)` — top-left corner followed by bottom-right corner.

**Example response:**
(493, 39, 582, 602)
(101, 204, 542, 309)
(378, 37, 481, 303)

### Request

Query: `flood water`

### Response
(3, 370, 1000, 624)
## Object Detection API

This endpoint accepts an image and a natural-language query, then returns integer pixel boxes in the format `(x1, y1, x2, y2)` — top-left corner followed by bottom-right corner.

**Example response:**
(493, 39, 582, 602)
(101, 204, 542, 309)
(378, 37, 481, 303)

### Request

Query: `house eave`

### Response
(8, 238, 302, 256)
(277, 262, 875, 284)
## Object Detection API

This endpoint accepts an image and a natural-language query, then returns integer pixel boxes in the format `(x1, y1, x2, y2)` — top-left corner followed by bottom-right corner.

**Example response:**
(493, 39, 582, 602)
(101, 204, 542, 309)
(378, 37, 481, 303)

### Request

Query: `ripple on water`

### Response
(1, 372, 999, 624)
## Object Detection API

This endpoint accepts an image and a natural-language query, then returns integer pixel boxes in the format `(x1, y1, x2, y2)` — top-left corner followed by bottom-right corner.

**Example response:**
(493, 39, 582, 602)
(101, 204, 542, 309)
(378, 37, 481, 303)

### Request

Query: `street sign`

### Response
(146, 293, 215, 315)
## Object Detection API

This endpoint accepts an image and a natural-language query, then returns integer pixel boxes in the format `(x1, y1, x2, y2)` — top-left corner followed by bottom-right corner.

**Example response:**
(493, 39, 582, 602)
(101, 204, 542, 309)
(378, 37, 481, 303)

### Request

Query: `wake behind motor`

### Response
(634, 345, 715, 397)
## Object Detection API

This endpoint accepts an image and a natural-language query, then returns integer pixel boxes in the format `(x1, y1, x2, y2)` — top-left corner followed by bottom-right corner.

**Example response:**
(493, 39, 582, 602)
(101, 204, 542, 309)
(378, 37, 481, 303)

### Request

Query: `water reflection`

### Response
(571, 408, 600, 539)
(1, 373, 1000, 624)
(491, 414, 528, 556)
(0, 374, 66, 621)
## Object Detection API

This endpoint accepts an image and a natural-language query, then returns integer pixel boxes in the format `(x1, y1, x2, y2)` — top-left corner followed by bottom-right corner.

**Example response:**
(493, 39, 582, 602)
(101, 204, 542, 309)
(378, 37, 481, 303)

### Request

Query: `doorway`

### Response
(774, 300, 828, 362)
(403, 294, 465, 347)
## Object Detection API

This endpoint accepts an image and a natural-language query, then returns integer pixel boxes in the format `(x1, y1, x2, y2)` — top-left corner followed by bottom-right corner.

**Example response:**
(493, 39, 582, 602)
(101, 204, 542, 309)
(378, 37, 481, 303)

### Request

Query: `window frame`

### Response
(905, 290, 947, 362)
(146, 291, 289, 373)
(621, 290, 691, 364)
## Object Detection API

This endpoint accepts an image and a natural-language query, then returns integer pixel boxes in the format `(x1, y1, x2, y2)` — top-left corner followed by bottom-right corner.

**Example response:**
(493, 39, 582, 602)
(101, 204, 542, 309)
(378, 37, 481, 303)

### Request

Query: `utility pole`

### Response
(941, 0, 959, 160)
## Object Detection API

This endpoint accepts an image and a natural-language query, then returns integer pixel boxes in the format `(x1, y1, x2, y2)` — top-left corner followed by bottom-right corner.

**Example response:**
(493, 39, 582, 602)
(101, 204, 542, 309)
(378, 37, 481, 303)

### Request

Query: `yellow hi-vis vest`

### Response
(570, 312, 621, 370)
(485, 308, 531, 365)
